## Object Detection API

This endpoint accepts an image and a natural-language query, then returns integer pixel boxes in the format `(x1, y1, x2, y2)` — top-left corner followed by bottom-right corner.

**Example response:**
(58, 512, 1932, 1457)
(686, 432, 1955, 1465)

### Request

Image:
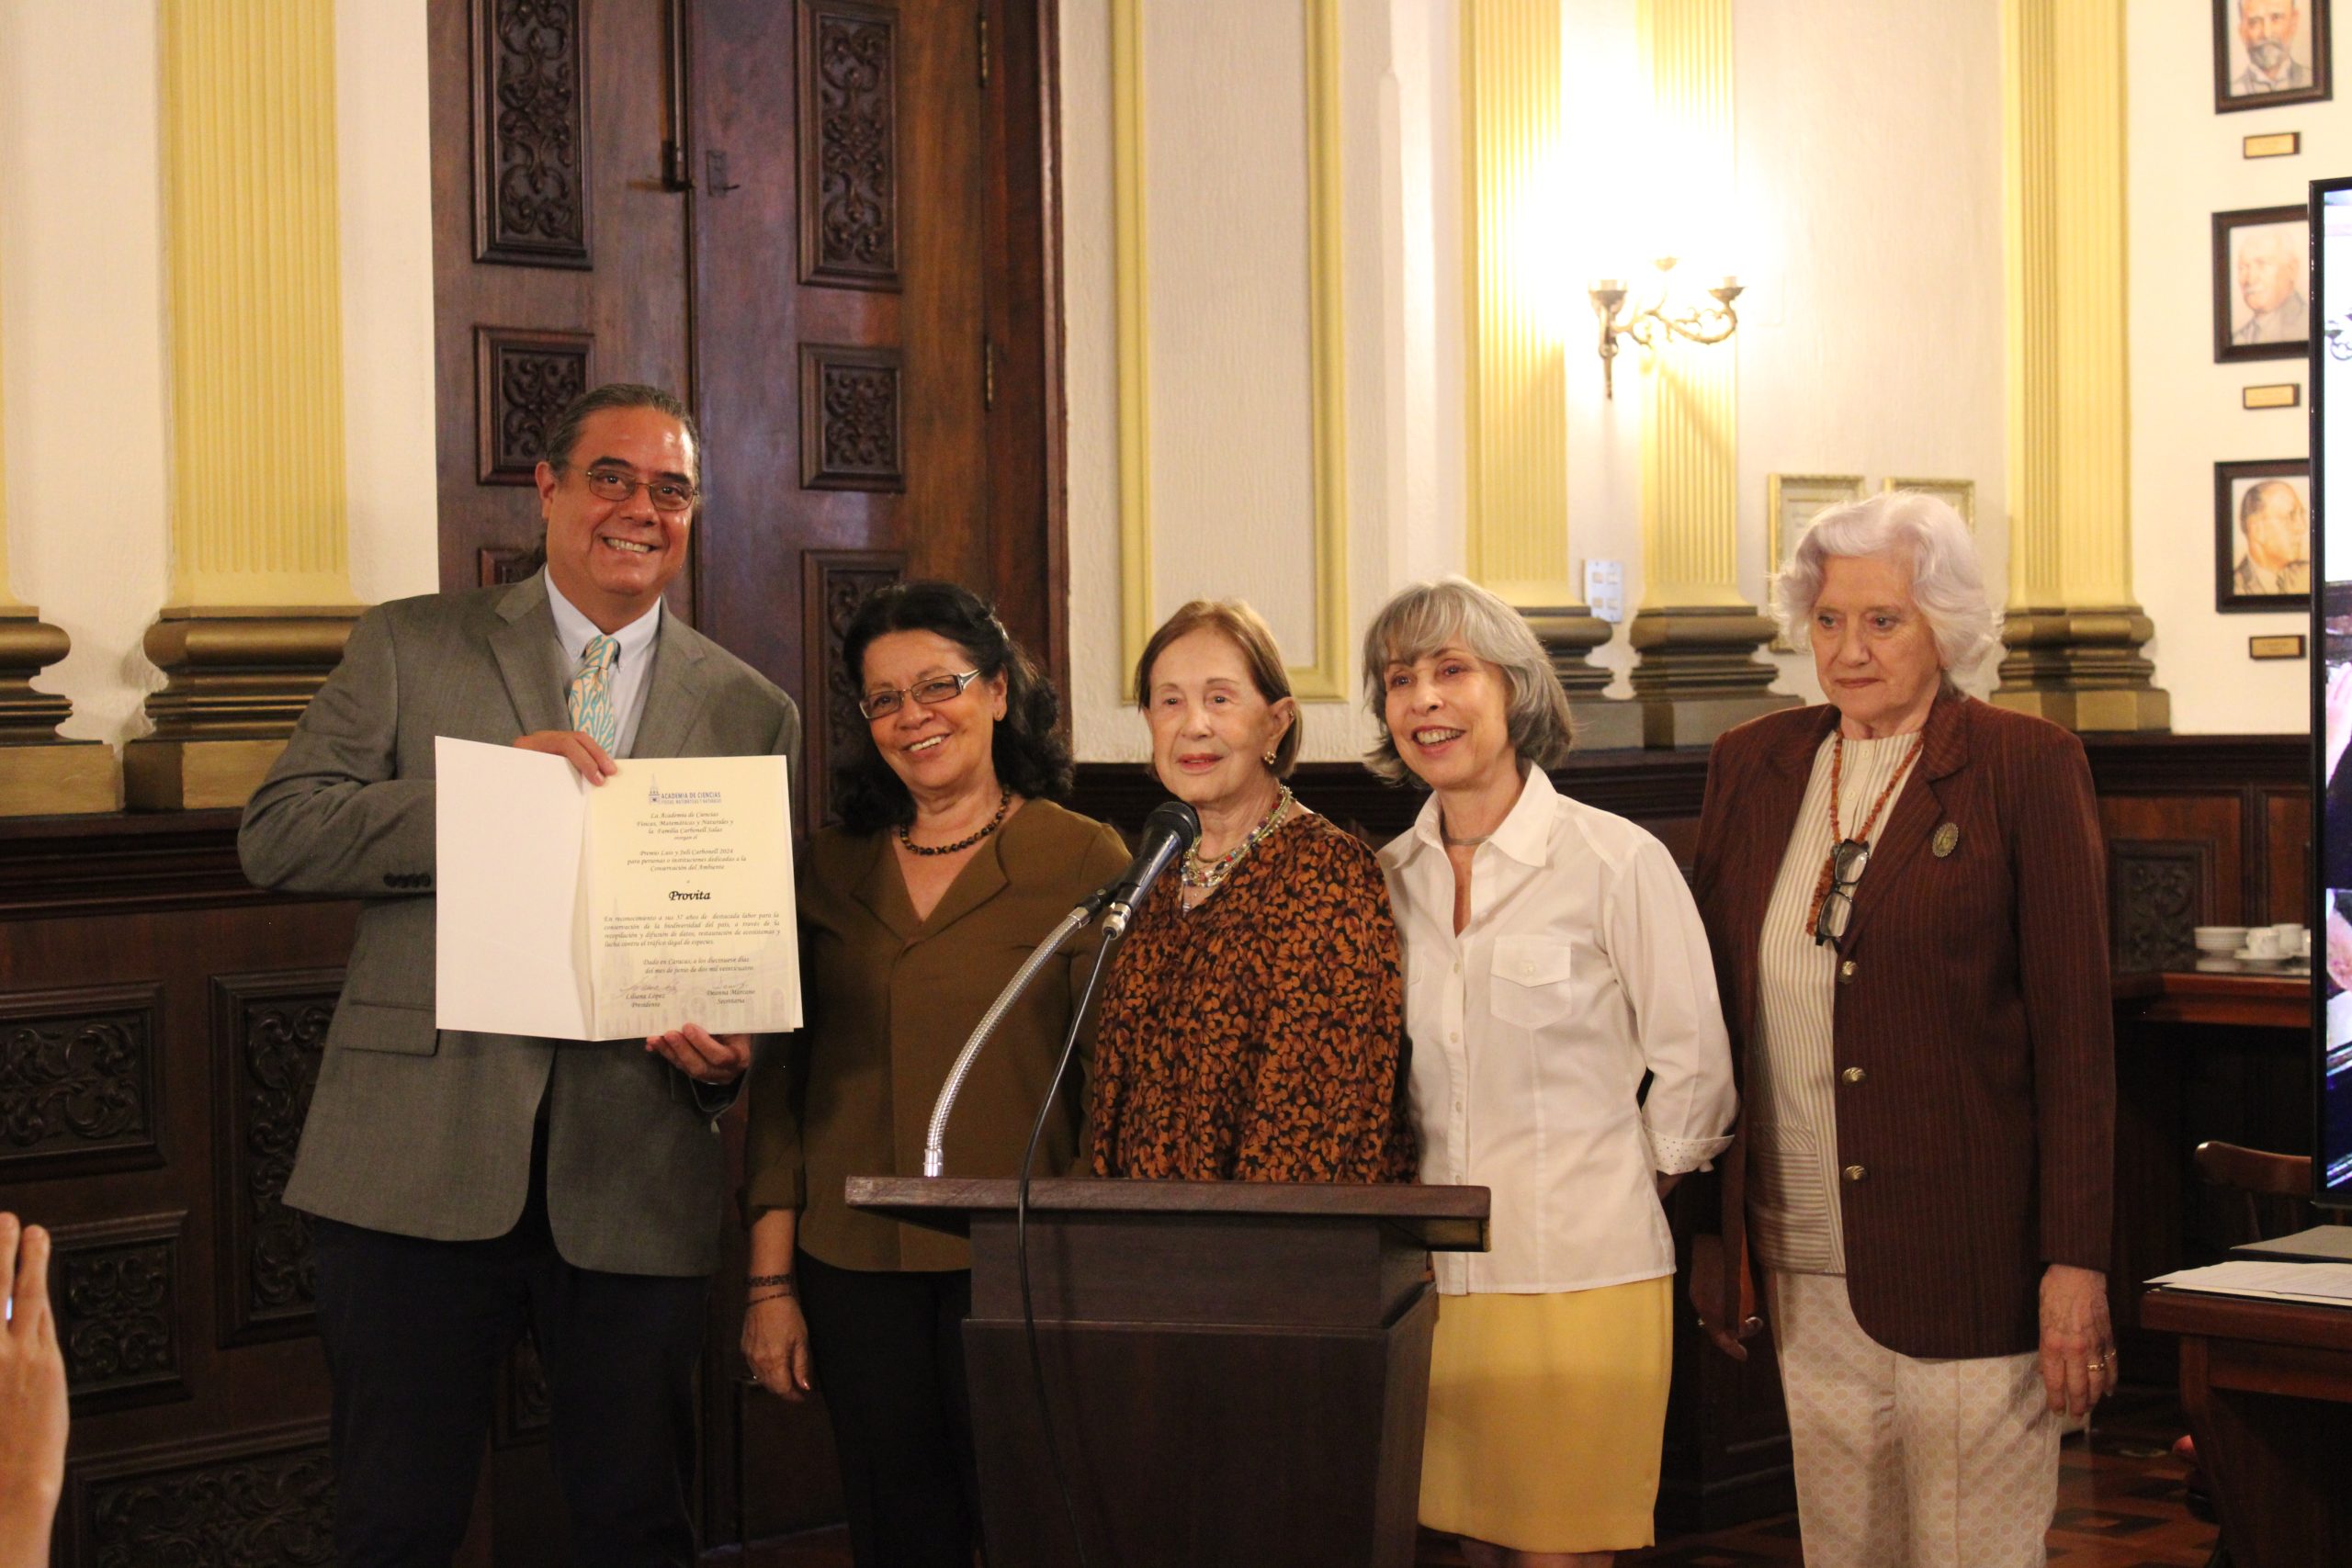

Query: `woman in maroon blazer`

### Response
(1690, 491, 2116, 1568)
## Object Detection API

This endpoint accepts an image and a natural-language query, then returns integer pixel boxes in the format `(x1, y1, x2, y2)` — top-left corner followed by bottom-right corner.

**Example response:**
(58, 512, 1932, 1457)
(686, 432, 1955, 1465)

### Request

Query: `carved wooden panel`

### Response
(801, 550, 906, 827)
(210, 972, 342, 1348)
(797, 0, 899, 288)
(494, 1332, 553, 1448)
(472, 0, 591, 268)
(475, 326, 593, 482)
(2109, 840, 2215, 976)
(0, 982, 164, 1181)
(798, 344, 905, 491)
(52, 1213, 184, 1413)
(478, 547, 540, 587)
(69, 1422, 334, 1568)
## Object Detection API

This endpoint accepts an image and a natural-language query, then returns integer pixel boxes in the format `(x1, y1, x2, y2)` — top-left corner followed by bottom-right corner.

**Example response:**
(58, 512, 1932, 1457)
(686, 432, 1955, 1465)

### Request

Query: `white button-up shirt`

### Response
(1379, 767, 1736, 1295)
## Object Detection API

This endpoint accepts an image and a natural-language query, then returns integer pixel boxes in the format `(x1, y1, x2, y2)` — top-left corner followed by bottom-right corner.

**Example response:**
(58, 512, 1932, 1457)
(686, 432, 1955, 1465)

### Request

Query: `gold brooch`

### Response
(1932, 822, 1960, 858)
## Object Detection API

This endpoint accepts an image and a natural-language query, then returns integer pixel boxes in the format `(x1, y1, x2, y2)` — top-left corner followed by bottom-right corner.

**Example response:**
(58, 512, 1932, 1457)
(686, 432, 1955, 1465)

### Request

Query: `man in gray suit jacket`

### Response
(241, 384, 799, 1568)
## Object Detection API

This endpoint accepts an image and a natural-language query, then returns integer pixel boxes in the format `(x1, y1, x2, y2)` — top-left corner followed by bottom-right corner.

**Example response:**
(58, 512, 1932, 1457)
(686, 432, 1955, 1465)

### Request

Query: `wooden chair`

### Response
(2179, 1141, 2317, 1568)
(2194, 1140, 2317, 1248)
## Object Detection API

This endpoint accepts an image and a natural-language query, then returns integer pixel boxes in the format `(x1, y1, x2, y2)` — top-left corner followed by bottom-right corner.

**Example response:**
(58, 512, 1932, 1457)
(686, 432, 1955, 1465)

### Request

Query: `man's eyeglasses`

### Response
(581, 468, 699, 513)
(859, 670, 982, 720)
(1813, 837, 1871, 950)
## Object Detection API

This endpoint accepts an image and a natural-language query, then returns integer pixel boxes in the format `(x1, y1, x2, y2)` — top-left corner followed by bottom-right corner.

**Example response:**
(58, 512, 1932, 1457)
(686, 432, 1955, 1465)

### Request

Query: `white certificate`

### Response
(435, 738, 801, 1040)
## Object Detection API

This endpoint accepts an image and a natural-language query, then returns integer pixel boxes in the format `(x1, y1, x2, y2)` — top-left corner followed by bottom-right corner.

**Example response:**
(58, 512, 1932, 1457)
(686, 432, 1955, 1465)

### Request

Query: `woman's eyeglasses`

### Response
(858, 670, 982, 720)
(1813, 838, 1871, 950)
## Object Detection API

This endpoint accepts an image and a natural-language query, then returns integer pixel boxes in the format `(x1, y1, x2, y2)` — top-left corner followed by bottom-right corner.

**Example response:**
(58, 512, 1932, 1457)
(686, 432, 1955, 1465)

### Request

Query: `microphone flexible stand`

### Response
(922, 893, 1104, 1177)
(1011, 924, 1125, 1568)
(918, 890, 1119, 1568)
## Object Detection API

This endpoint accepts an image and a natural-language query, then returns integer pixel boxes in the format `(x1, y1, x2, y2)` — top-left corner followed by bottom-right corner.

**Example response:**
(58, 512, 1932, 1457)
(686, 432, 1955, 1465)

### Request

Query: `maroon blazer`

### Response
(1690, 690, 2114, 1360)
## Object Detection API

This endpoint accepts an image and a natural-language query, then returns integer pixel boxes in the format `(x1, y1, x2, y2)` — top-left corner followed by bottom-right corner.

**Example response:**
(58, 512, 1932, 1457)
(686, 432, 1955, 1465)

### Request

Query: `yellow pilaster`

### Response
(1625, 0, 1791, 749)
(1992, 0, 2166, 731)
(128, 0, 363, 809)
(0, 191, 119, 813)
(1462, 0, 1635, 747)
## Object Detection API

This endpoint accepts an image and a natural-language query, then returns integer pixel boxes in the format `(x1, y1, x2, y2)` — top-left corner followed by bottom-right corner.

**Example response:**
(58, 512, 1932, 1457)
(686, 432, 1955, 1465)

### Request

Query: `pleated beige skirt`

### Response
(1418, 1276, 1672, 1554)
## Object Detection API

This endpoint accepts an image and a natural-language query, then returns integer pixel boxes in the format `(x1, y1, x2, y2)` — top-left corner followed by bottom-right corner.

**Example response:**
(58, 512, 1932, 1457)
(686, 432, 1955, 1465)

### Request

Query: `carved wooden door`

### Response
(689, 0, 1046, 1551)
(426, 0, 1064, 1560)
(431, 0, 697, 616)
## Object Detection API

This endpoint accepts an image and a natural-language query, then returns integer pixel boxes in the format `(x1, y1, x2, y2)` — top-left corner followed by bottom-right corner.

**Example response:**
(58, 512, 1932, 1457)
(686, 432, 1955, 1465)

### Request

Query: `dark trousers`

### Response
(797, 1250, 982, 1568)
(311, 1138, 707, 1568)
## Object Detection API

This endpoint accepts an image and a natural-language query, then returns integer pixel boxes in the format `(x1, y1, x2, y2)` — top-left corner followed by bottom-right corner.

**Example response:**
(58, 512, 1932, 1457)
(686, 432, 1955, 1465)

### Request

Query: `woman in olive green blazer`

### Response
(742, 581, 1126, 1568)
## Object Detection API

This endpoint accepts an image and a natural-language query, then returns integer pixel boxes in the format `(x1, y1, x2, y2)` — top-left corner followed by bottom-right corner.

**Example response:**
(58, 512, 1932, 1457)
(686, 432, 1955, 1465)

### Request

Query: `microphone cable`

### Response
(1011, 924, 1125, 1568)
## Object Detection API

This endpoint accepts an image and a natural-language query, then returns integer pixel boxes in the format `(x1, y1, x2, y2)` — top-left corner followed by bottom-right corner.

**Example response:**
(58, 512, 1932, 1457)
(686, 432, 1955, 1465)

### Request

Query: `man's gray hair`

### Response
(541, 383, 700, 477)
(1360, 577, 1574, 784)
(1773, 490, 1998, 673)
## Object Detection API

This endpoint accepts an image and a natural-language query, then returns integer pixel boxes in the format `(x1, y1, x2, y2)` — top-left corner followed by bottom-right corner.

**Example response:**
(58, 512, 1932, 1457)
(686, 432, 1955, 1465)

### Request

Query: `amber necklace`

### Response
(1804, 732, 1922, 930)
(1180, 785, 1295, 898)
(898, 787, 1011, 856)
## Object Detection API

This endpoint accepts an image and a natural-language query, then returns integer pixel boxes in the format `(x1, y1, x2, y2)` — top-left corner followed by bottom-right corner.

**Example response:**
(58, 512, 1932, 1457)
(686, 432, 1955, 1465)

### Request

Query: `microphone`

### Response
(1100, 800, 1200, 937)
(921, 797, 1202, 1177)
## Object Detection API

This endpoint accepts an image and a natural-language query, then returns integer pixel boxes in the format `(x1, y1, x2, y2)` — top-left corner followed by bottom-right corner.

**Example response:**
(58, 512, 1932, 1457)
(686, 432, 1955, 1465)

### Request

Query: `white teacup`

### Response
(2271, 922, 2306, 955)
(2245, 928, 2287, 959)
(2193, 926, 2249, 954)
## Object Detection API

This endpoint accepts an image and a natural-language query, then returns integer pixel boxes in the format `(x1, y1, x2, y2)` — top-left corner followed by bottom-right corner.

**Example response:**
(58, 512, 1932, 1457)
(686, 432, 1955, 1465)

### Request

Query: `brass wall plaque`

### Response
(2248, 635, 2306, 660)
(2243, 132, 2301, 159)
(2244, 382, 2302, 409)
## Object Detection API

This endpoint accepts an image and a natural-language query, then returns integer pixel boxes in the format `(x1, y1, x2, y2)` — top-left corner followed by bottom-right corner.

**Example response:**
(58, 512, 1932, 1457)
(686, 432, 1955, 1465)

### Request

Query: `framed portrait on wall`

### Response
(1765, 474, 1863, 650)
(1881, 477, 1975, 529)
(2216, 457, 2313, 610)
(2214, 0, 2332, 111)
(2215, 206, 2312, 363)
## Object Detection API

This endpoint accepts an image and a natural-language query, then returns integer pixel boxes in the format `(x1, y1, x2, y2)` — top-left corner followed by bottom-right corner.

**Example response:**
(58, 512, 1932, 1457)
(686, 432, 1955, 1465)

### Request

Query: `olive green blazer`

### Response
(239, 574, 800, 1278)
(746, 799, 1130, 1272)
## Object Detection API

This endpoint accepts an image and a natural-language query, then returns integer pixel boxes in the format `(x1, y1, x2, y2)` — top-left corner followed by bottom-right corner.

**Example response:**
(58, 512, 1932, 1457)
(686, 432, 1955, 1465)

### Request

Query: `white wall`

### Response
(2129, 0, 2348, 734)
(1062, 0, 2011, 754)
(0, 1, 172, 744)
(337, 0, 441, 610)
(0, 0, 438, 748)
(1730, 0, 2009, 705)
(1065, 0, 1459, 761)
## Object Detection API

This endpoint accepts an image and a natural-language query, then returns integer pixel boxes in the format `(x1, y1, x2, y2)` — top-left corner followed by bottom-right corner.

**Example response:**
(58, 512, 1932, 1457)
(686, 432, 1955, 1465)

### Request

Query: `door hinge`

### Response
(983, 335, 997, 410)
(978, 10, 990, 88)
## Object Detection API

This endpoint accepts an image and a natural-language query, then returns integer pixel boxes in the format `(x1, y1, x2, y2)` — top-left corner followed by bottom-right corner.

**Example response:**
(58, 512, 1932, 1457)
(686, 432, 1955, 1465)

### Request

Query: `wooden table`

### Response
(2112, 969, 2311, 1030)
(2142, 1286, 2352, 1567)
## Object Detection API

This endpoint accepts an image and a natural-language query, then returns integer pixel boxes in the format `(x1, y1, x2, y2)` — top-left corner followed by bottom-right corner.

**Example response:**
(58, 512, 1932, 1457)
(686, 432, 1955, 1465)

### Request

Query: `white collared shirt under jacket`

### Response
(1380, 767, 1737, 1296)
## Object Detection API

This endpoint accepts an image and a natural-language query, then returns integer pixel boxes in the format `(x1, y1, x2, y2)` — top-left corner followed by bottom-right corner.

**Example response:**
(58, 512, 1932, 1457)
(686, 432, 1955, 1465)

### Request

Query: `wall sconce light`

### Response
(1588, 257, 1743, 399)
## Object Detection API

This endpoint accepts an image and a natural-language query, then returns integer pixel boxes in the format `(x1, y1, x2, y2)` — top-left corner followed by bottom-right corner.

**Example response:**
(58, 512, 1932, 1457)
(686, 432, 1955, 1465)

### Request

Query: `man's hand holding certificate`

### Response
(435, 737, 802, 1041)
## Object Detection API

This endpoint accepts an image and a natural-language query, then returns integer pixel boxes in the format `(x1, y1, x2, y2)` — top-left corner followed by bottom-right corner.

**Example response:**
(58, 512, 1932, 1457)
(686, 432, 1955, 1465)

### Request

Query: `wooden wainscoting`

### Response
(0, 813, 354, 1568)
(2085, 737, 2314, 1381)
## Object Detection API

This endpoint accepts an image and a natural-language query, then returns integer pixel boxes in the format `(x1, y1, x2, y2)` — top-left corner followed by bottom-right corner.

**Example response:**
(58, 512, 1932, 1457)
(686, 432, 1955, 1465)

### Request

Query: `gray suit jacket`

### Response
(241, 575, 801, 1276)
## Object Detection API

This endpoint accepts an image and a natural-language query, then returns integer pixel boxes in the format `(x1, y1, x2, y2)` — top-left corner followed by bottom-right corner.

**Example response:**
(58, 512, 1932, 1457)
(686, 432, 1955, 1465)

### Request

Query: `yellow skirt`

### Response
(1419, 1276, 1672, 1554)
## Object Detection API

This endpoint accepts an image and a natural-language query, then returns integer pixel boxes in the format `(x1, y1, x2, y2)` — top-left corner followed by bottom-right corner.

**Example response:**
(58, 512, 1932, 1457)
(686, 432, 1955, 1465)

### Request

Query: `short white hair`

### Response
(1773, 490, 1999, 674)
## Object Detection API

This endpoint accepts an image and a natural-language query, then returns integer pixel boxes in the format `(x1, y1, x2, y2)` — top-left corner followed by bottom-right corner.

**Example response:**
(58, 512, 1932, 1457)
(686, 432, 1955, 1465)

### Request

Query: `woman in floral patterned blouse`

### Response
(1088, 600, 1414, 1184)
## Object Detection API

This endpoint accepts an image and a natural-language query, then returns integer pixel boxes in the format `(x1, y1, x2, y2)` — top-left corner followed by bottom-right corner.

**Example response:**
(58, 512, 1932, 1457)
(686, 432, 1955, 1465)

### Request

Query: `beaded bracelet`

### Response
(747, 1272, 794, 1289)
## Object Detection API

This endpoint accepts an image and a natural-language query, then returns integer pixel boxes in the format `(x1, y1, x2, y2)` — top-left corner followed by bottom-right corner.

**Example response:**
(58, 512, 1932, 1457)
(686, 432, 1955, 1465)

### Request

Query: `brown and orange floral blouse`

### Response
(1088, 807, 1416, 1183)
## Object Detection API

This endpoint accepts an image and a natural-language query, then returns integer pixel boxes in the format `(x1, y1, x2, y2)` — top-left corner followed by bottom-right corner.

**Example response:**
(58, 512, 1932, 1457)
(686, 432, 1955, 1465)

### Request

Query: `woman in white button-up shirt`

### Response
(1366, 578, 1736, 1568)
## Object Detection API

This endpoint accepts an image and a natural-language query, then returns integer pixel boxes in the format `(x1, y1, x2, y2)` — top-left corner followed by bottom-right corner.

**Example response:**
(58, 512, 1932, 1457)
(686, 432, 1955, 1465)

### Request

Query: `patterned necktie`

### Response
(568, 635, 621, 751)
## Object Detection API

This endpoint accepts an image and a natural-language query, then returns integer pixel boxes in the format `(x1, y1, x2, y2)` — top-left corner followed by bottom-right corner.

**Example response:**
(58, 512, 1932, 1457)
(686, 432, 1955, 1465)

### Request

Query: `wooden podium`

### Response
(849, 1176, 1490, 1568)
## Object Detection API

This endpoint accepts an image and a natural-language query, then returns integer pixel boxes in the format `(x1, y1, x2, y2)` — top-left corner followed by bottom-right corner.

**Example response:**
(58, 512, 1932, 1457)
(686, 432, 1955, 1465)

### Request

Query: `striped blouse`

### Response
(1746, 730, 1920, 1276)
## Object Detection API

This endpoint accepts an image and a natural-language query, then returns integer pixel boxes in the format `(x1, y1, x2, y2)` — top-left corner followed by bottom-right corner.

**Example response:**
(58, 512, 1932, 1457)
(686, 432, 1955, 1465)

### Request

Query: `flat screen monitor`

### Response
(2313, 175, 2352, 1206)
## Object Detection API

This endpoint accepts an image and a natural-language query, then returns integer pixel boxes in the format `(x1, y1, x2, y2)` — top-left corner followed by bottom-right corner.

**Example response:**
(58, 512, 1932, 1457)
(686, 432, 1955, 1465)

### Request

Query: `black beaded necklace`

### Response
(898, 787, 1012, 856)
